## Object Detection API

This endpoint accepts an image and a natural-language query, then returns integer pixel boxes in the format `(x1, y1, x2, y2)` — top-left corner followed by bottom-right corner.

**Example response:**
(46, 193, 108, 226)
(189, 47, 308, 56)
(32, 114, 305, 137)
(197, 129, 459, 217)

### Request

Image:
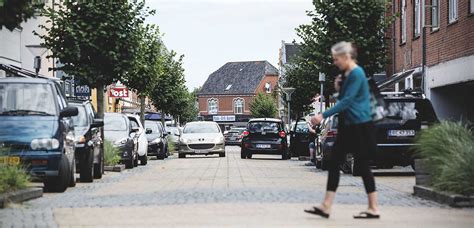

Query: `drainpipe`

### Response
(392, 0, 396, 77)
(421, 0, 427, 93)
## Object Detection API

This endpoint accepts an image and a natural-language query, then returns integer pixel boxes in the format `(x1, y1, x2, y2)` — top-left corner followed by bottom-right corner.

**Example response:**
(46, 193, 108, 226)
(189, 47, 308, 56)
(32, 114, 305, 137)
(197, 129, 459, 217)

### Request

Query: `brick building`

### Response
(383, 0, 474, 122)
(198, 61, 279, 131)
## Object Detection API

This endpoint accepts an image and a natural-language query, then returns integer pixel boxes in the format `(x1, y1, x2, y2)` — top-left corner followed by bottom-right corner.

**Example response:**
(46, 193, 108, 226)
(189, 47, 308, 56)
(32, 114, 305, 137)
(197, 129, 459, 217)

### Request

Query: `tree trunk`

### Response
(97, 83, 106, 145)
(139, 95, 145, 126)
(161, 110, 166, 130)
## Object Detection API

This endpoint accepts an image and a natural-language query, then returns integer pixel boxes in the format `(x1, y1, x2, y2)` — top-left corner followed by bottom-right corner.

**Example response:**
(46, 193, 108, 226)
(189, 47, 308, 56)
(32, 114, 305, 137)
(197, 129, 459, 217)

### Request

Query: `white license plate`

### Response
(388, 130, 416, 137)
(256, 144, 271, 149)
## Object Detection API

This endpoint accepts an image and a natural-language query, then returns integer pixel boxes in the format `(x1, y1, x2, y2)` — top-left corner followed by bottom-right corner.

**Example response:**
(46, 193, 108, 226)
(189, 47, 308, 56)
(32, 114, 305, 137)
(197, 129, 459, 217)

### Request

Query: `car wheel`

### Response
(178, 153, 186, 159)
(321, 159, 328, 171)
(139, 155, 148, 165)
(69, 155, 77, 187)
(219, 152, 226, 157)
(282, 150, 289, 160)
(315, 159, 322, 169)
(246, 153, 252, 159)
(240, 150, 246, 159)
(44, 155, 70, 193)
(80, 150, 94, 182)
(94, 150, 104, 179)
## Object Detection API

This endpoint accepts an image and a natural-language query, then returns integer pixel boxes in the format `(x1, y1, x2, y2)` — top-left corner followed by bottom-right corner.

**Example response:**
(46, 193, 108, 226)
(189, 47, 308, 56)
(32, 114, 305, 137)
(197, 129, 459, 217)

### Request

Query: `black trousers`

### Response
(326, 121, 377, 194)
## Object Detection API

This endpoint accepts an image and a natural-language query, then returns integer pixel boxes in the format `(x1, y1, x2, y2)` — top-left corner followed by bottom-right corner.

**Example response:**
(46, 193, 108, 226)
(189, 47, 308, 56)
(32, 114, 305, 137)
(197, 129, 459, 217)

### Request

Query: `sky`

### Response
(145, 0, 313, 90)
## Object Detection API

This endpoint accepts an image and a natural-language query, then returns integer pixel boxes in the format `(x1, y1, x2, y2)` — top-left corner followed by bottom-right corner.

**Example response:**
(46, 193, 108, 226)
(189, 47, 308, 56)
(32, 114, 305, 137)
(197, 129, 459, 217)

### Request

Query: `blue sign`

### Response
(74, 83, 91, 97)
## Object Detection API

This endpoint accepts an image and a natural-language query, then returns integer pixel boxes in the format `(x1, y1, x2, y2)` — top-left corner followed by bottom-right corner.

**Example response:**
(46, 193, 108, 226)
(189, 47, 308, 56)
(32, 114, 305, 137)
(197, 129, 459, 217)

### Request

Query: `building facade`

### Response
(198, 61, 279, 130)
(385, 0, 474, 122)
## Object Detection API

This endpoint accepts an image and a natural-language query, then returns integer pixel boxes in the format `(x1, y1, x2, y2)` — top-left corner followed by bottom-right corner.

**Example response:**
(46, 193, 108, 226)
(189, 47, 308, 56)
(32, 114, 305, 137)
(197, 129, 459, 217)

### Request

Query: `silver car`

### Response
(178, 121, 225, 158)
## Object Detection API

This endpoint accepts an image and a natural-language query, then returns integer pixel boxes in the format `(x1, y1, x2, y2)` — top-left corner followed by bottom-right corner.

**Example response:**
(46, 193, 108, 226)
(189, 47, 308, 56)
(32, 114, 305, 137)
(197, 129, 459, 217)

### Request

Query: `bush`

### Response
(104, 140, 121, 166)
(167, 140, 176, 155)
(415, 121, 474, 195)
(0, 164, 30, 194)
(250, 92, 278, 118)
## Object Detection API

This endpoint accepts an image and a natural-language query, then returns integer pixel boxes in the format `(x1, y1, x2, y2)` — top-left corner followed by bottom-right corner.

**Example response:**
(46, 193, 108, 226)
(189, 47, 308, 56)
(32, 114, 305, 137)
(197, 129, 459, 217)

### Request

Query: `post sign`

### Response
(109, 87, 129, 98)
(74, 84, 91, 97)
(213, 115, 236, 122)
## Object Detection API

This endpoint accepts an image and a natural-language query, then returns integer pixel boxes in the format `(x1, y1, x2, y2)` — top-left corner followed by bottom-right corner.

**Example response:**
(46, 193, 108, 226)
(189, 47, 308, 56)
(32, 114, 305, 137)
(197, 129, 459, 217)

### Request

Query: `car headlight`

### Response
(31, 138, 60, 150)
(214, 137, 224, 144)
(180, 138, 191, 144)
(114, 138, 128, 146)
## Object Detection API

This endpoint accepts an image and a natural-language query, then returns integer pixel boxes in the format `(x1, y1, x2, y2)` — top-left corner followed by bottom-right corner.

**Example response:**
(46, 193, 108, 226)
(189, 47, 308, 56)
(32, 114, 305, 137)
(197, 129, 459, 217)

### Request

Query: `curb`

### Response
(104, 164, 125, 172)
(0, 188, 43, 208)
(414, 185, 474, 208)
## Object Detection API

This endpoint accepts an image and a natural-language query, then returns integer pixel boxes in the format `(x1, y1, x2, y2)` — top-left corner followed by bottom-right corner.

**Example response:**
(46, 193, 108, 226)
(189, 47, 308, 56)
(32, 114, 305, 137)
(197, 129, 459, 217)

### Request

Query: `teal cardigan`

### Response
(322, 66, 371, 125)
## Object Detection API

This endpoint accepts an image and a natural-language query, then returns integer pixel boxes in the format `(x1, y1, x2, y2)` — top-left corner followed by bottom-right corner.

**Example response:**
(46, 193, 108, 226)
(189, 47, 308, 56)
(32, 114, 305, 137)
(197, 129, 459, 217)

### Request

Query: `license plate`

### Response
(0, 156, 20, 165)
(229, 137, 236, 141)
(194, 150, 208, 153)
(256, 144, 271, 149)
(388, 130, 416, 137)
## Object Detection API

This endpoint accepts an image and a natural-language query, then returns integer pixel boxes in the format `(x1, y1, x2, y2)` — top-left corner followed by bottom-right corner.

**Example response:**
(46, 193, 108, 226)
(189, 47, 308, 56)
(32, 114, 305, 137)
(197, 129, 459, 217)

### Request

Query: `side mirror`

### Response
(91, 118, 104, 128)
(60, 107, 78, 118)
(145, 128, 152, 134)
(131, 127, 140, 133)
(174, 132, 180, 137)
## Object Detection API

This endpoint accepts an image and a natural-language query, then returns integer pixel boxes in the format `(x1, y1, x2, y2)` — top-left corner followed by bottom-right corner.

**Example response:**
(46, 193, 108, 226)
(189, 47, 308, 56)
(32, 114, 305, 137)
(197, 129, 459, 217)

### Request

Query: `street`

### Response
(0, 146, 473, 227)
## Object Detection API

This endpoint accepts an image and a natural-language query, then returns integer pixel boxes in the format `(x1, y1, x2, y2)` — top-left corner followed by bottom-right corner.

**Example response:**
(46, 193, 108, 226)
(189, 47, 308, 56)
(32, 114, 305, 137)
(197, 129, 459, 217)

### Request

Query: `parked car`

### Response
(104, 113, 139, 169)
(240, 118, 289, 160)
(289, 120, 311, 157)
(145, 120, 168, 159)
(69, 100, 104, 182)
(178, 121, 225, 158)
(224, 127, 246, 146)
(126, 114, 148, 165)
(0, 77, 78, 192)
(315, 115, 338, 171)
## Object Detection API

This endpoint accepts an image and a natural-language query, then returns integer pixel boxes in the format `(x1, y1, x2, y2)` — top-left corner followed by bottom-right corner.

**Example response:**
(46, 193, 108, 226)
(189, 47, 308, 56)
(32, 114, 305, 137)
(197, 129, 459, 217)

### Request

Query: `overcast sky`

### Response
(145, 0, 313, 90)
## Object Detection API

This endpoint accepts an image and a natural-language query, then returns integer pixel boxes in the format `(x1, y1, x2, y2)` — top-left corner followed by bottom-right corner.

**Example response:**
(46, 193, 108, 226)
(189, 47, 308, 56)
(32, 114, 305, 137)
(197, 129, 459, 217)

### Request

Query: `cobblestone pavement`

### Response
(1, 146, 473, 227)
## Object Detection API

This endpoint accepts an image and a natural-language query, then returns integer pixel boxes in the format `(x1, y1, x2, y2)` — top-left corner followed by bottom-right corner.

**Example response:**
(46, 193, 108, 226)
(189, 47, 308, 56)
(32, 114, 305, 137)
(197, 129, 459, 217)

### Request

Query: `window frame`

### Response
(207, 98, 218, 115)
(431, 0, 440, 31)
(233, 97, 244, 114)
(470, 0, 474, 15)
(448, 0, 458, 24)
(413, 0, 421, 38)
(400, 0, 407, 44)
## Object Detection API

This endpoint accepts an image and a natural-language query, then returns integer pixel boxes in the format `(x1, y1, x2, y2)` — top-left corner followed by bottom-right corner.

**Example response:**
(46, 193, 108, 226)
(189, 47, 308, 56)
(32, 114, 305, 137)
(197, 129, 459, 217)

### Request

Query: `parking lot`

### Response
(1, 146, 473, 227)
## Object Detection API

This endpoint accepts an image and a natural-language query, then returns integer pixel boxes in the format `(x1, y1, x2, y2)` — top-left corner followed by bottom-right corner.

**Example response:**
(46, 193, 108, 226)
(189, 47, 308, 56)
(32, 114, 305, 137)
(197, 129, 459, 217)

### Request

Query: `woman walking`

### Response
(305, 41, 380, 219)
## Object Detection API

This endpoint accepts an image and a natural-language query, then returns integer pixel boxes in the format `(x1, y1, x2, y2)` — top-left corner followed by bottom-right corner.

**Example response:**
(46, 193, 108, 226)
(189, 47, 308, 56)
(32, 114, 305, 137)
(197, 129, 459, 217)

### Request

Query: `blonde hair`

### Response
(331, 41, 357, 60)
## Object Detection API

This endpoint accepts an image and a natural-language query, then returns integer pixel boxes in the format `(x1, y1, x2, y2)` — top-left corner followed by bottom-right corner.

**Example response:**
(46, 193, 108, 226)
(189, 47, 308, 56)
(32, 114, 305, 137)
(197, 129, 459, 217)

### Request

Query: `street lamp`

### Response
(26, 44, 48, 77)
(319, 72, 326, 113)
(281, 87, 295, 125)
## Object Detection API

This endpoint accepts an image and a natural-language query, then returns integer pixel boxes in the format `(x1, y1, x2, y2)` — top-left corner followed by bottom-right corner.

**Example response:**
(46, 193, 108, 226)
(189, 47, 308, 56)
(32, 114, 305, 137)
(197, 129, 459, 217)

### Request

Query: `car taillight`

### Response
(327, 130, 337, 137)
(242, 131, 249, 137)
(279, 131, 286, 138)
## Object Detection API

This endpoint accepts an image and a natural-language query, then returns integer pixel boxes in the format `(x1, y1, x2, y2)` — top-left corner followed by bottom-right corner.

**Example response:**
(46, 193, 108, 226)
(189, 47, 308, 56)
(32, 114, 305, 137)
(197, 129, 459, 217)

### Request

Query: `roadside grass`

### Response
(104, 140, 121, 166)
(167, 139, 176, 155)
(415, 121, 474, 195)
(0, 164, 30, 194)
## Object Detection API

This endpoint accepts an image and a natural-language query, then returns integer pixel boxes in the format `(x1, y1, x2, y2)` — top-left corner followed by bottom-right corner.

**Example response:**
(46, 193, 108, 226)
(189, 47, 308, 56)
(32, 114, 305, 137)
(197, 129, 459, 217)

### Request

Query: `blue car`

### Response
(0, 77, 78, 192)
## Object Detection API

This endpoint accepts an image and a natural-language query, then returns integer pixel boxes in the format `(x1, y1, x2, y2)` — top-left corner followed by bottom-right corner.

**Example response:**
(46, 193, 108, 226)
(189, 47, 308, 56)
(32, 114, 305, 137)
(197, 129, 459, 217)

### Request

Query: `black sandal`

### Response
(353, 211, 380, 219)
(304, 207, 330, 218)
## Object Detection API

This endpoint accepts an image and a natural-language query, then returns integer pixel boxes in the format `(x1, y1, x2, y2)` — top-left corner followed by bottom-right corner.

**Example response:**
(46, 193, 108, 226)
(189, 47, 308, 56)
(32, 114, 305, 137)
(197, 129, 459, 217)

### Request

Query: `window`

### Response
(449, 0, 458, 23)
(400, 0, 407, 43)
(414, 0, 421, 37)
(264, 82, 272, 93)
(233, 98, 244, 114)
(208, 98, 218, 114)
(431, 0, 440, 30)
(471, 0, 474, 14)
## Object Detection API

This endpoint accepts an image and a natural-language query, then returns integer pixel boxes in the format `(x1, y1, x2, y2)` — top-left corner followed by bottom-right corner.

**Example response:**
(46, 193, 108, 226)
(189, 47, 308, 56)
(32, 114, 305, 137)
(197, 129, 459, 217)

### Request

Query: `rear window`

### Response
(295, 122, 309, 133)
(248, 121, 281, 133)
(385, 100, 437, 122)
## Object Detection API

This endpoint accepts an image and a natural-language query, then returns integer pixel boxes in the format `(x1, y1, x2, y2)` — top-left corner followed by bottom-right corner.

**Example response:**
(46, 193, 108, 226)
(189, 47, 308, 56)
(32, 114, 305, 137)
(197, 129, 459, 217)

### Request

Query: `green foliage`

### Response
(0, 164, 30, 193)
(104, 140, 121, 166)
(250, 93, 278, 118)
(415, 122, 474, 195)
(285, 0, 394, 116)
(0, 0, 44, 31)
(167, 140, 176, 155)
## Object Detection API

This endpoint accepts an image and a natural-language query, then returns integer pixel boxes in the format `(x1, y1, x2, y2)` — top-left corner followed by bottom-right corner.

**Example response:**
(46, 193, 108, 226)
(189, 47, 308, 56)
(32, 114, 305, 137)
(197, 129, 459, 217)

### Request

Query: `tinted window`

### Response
(248, 121, 281, 133)
(183, 123, 220, 133)
(104, 115, 127, 131)
(145, 121, 161, 134)
(385, 100, 437, 122)
(0, 83, 57, 115)
(71, 105, 88, 127)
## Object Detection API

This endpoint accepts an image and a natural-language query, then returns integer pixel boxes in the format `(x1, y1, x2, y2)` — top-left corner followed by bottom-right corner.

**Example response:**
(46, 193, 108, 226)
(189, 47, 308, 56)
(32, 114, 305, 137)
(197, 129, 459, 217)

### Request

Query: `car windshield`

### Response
(71, 105, 88, 127)
(145, 121, 161, 134)
(183, 123, 220, 133)
(104, 115, 127, 131)
(229, 128, 245, 134)
(295, 122, 309, 133)
(248, 121, 280, 133)
(0, 83, 57, 116)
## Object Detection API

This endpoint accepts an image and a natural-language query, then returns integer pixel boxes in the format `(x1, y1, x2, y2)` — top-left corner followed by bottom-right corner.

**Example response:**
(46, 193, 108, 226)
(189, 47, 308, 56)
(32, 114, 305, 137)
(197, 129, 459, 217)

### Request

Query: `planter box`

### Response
(414, 159, 431, 186)
(414, 185, 474, 208)
(0, 188, 43, 208)
(104, 164, 125, 172)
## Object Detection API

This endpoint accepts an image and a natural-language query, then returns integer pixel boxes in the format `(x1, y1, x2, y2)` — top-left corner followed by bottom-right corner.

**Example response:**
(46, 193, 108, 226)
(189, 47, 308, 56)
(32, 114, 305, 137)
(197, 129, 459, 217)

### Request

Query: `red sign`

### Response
(109, 87, 129, 98)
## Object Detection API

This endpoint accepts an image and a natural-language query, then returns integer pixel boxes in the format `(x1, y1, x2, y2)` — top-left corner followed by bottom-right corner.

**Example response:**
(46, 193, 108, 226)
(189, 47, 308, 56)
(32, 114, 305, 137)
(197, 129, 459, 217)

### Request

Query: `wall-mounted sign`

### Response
(213, 115, 236, 122)
(109, 87, 129, 98)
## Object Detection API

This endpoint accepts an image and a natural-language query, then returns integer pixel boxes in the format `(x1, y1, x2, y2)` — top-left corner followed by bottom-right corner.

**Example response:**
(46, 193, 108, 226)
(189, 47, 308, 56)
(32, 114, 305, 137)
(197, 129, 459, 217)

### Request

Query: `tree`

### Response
(250, 93, 278, 118)
(0, 0, 43, 31)
(285, 0, 394, 116)
(38, 0, 152, 118)
(176, 87, 199, 124)
(125, 24, 163, 125)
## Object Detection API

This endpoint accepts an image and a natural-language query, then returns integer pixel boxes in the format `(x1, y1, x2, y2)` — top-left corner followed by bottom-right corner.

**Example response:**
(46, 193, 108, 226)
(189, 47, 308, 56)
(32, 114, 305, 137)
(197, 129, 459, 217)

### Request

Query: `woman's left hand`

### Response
(311, 114, 323, 125)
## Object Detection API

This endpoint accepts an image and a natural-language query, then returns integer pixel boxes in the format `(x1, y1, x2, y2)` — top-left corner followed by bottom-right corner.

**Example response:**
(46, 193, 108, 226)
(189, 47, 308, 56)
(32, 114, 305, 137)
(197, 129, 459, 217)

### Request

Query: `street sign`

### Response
(74, 84, 91, 97)
(109, 87, 129, 98)
(213, 115, 236, 122)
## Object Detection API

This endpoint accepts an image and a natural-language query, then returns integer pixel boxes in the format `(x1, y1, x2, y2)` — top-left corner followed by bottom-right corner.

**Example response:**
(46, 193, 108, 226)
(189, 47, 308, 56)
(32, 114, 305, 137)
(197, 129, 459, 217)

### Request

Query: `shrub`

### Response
(167, 140, 176, 155)
(104, 140, 121, 166)
(0, 164, 30, 194)
(415, 121, 474, 195)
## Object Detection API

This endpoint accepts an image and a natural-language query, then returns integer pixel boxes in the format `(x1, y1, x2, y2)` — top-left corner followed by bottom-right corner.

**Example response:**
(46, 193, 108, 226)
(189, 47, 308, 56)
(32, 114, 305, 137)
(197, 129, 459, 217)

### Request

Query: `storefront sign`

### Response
(213, 115, 236, 122)
(109, 87, 129, 98)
